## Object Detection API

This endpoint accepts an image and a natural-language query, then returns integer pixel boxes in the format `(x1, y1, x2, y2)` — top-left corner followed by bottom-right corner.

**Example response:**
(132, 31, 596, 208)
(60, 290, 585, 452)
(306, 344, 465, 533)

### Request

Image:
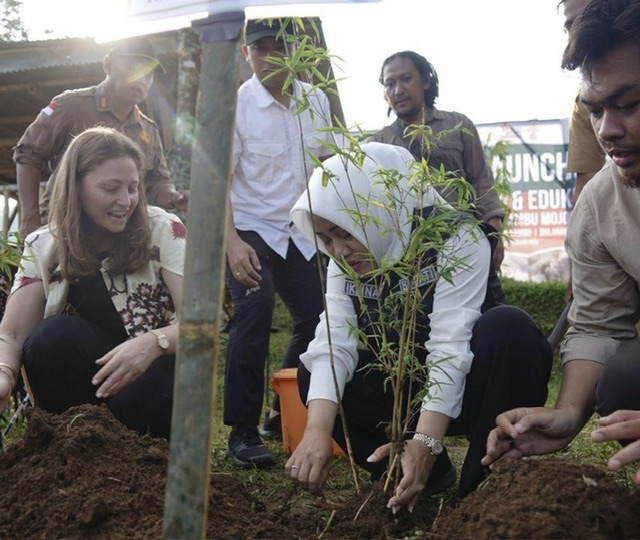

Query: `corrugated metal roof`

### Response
(0, 32, 181, 185)
(0, 38, 107, 74)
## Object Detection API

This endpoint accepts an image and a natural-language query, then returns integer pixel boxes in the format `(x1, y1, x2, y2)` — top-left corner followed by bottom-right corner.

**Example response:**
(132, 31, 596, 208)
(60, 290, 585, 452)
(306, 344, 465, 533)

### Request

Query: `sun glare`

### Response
(20, 0, 201, 43)
(18, 0, 579, 128)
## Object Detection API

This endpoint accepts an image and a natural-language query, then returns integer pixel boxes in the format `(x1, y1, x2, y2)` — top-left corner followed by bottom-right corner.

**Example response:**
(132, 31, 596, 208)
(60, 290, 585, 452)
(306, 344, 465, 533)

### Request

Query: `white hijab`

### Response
(291, 142, 444, 266)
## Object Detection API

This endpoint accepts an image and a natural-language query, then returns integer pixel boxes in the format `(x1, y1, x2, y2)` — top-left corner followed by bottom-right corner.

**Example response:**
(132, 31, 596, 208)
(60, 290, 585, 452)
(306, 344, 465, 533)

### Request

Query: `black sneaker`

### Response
(227, 425, 276, 468)
(258, 411, 282, 441)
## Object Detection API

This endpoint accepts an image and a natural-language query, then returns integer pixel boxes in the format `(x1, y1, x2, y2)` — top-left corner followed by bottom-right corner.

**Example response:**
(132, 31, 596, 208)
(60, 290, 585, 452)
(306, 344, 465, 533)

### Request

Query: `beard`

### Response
(395, 105, 423, 124)
(618, 169, 640, 188)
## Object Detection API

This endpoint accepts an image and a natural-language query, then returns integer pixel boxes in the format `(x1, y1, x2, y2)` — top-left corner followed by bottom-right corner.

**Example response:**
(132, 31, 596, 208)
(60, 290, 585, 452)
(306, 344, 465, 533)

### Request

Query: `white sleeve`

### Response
(422, 224, 490, 418)
(300, 259, 359, 404)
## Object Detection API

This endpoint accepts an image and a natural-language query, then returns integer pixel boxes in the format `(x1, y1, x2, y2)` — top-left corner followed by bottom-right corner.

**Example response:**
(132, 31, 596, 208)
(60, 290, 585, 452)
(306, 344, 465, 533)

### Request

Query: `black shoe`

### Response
(227, 425, 276, 469)
(422, 449, 457, 497)
(458, 462, 489, 498)
(258, 411, 282, 441)
(458, 443, 491, 498)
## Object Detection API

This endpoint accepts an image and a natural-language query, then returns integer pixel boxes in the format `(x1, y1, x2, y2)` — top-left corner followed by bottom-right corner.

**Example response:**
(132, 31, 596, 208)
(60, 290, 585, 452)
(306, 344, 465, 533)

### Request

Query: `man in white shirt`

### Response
(224, 19, 333, 468)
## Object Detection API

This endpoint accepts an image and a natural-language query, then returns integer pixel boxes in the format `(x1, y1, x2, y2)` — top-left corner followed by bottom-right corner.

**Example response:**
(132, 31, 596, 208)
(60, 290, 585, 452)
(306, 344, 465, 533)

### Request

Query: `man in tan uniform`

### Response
(561, 0, 607, 203)
(559, 0, 607, 302)
(13, 36, 189, 237)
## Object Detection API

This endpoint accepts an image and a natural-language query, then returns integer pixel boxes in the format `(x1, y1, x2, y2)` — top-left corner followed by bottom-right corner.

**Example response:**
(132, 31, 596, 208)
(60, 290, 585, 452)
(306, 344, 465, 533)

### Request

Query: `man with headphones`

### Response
(370, 51, 505, 271)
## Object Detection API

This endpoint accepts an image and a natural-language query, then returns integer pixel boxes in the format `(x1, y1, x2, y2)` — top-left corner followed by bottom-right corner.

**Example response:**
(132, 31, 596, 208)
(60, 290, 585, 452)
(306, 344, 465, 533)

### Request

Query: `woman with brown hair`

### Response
(0, 126, 185, 439)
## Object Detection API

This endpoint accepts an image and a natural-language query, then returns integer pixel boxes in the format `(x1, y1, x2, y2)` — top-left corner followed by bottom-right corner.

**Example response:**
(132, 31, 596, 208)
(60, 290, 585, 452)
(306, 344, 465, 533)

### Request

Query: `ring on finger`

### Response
(291, 465, 299, 469)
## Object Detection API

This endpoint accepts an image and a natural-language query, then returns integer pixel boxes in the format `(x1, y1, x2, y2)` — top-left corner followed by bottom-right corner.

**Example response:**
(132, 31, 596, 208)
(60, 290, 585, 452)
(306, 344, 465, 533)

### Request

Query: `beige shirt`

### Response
(561, 162, 640, 364)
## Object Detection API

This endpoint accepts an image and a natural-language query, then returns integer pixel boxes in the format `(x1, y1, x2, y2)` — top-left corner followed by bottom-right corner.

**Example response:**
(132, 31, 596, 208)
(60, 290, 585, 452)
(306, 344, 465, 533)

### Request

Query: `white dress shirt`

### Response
(231, 75, 333, 260)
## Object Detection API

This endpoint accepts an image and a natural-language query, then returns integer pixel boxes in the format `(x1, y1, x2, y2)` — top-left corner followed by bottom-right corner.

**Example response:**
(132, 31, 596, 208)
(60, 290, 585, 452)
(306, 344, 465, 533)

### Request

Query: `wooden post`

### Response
(306, 17, 346, 127)
(163, 11, 243, 540)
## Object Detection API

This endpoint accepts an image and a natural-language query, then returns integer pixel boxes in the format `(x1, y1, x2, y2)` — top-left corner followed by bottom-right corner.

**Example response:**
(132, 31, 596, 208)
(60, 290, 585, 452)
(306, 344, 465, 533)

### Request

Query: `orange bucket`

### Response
(271, 368, 343, 456)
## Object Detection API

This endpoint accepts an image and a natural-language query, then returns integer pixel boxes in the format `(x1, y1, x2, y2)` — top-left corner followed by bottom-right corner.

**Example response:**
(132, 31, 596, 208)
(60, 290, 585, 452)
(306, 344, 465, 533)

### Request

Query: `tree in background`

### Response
(0, 0, 28, 42)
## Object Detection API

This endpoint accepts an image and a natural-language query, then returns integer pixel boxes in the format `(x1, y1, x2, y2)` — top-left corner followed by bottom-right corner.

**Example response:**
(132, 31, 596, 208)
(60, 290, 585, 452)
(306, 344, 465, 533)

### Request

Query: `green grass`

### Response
(209, 289, 635, 492)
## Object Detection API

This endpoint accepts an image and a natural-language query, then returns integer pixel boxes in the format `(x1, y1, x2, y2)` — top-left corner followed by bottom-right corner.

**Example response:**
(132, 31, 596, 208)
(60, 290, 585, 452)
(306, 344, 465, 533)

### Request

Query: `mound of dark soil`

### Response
(431, 457, 640, 539)
(1, 404, 639, 539)
(0, 404, 304, 540)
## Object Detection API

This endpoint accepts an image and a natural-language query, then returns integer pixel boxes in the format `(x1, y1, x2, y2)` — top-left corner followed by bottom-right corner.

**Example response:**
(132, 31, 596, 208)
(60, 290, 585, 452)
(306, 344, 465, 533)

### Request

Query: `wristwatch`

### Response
(413, 432, 445, 456)
(150, 329, 170, 353)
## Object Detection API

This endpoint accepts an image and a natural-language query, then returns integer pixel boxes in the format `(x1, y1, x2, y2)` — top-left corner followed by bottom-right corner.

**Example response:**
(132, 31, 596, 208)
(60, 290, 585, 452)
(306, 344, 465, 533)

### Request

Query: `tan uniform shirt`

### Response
(369, 108, 505, 224)
(567, 94, 606, 174)
(561, 162, 640, 365)
(13, 81, 171, 211)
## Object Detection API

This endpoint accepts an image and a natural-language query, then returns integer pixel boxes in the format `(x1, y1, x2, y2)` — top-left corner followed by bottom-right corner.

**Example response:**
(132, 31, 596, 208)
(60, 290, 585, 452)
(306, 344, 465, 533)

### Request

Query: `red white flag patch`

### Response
(42, 101, 58, 116)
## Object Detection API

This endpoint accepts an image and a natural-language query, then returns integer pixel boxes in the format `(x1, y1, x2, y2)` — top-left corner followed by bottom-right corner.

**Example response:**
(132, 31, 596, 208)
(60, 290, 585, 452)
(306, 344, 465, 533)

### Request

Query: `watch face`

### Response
(159, 335, 169, 350)
(431, 440, 444, 456)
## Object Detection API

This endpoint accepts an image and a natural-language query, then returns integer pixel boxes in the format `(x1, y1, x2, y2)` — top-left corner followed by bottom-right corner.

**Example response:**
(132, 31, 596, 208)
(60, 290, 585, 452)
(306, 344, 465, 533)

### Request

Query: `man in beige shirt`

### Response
(560, 0, 607, 302)
(483, 0, 640, 485)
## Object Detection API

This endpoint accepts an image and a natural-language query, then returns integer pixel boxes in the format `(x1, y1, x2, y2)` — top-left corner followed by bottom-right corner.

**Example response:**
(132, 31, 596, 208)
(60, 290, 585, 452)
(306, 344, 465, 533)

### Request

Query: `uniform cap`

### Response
(109, 36, 166, 74)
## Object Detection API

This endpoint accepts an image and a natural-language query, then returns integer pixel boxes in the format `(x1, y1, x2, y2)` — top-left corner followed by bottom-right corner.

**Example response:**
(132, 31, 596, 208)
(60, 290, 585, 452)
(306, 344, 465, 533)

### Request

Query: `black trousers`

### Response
(22, 314, 175, 440)
(596, 335, 640, 415)
(223, 231, 324, 426)
(298, 305, 553, 496)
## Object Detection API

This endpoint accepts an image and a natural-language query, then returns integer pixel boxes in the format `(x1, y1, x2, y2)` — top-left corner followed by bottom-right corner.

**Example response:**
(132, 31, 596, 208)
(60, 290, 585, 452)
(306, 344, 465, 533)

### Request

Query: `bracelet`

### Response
(0, 362, 17, 387)
(412, 432, 445, 456)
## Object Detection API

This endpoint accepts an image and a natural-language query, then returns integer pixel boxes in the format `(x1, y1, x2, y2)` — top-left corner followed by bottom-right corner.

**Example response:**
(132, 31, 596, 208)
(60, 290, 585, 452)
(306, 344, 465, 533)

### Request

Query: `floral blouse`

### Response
(12, 206, 186, 338)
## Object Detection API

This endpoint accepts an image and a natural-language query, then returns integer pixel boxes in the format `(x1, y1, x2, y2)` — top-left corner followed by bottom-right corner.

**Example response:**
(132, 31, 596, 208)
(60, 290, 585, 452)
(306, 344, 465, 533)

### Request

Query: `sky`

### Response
(20, 0, 579, 131)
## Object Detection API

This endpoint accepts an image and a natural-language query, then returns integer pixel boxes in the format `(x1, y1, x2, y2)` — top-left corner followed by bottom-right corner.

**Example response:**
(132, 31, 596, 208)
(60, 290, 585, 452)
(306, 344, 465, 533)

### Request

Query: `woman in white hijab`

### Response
(286, 142, 552, 511)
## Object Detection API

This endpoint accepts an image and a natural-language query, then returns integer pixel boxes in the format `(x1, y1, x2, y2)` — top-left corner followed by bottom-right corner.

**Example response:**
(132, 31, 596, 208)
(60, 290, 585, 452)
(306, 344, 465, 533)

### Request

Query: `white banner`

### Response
(477, 119, 572, 282)
(128, 0, 381, 23)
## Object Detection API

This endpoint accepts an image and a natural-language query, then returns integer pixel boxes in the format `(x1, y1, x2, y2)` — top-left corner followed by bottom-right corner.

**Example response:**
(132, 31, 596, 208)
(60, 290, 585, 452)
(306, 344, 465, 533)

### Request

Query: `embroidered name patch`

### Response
(344, 280, 378, 300)
(398, 265, 438, 292)
(344, 264, 438, 299)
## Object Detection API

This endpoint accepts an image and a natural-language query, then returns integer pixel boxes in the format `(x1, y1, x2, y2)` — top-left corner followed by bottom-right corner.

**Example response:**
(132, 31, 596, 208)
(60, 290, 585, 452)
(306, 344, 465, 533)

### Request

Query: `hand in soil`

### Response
(368, 439, 434, 514)
(4, 405, 640, 540)
(483, 406, 581, 466)
(592, 410, 640, 484)
(286, 426, 334, 494)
